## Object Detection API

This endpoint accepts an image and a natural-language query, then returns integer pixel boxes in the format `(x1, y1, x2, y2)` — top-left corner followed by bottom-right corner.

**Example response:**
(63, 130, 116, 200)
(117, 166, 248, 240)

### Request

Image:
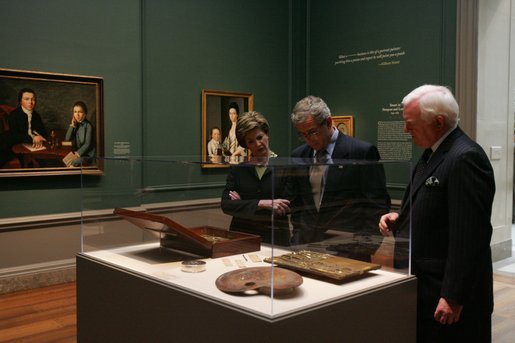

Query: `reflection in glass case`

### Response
(79, 156, 413, 320)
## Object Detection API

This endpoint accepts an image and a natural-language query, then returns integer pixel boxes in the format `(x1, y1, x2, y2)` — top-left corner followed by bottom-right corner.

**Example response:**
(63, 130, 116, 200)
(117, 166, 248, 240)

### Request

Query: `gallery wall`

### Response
(0, 0, 293, 218)
(0, 0, 457, 217)
(0, 0, 473, 289)
(306, 0, 456, 197)
(310, 0, 456, 140)
(139, 0, 292, 201)
(0, 0, 143, 218)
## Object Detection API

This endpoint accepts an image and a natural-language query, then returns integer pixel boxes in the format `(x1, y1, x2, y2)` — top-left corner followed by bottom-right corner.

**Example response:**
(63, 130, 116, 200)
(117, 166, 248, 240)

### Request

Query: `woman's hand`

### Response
(258, 199, 290, 216)
(228, 191, 241, 200)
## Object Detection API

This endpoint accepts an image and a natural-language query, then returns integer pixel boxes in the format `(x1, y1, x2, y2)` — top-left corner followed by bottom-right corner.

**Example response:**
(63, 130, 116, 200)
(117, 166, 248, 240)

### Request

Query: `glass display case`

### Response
(77, 156, 415, 342)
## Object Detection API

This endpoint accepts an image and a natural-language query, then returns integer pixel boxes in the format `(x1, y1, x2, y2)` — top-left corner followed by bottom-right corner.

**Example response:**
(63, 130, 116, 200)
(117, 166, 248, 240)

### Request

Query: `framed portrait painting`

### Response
(332, 115, 354, 137)
(0, 68, 103, 177)
(201, 89, 253, 168)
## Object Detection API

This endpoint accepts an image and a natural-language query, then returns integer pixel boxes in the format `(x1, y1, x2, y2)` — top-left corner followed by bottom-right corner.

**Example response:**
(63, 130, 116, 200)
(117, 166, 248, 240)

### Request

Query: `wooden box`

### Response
(114, 208, 261, 258)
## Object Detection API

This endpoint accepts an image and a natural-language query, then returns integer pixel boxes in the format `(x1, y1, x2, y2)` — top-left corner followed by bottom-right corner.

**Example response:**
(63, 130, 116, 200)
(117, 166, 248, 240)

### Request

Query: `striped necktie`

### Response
(310, 149, 328, 210)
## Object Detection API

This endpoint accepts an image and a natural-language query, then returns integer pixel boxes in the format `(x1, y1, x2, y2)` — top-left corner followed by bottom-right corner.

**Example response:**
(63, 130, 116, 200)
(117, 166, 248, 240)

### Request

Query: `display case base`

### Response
(77, 252, 416, 343)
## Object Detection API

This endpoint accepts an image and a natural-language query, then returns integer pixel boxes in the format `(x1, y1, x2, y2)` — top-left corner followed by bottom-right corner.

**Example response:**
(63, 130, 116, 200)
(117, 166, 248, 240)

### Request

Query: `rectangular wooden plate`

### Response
(264, 250, 381, 280)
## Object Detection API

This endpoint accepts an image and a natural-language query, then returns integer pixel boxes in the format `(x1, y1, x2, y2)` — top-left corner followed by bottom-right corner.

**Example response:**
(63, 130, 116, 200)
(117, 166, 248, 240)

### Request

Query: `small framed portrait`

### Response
(201, 89, 253, 168)
(332, 115, 354, 136)
(0, 68, 103, 177)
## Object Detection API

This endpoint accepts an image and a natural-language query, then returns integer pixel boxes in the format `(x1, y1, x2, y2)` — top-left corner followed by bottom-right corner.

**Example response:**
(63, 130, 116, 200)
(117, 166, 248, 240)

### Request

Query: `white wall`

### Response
(477, 0, 514, 260)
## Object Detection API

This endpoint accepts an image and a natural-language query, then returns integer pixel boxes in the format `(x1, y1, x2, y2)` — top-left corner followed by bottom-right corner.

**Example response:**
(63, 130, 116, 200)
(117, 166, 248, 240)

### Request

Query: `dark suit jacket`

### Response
(7, 107, 48, 144)
(290, 131, 391, 251)
(221, 163, 291, 246)
(395, 127, 495, 323)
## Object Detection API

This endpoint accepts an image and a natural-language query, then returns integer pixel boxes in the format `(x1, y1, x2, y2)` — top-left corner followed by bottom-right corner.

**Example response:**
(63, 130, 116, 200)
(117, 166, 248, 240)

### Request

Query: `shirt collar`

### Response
(324, 127, 338, 156)
(21, 106, 32, 116)
(312, 127, 338, 158)
(431, 126, 455, 152)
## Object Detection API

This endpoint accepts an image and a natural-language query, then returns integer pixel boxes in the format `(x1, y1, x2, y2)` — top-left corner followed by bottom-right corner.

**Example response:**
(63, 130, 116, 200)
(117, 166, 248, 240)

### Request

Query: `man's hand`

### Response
(378, 212, 399, 236)
(32, 135, 46, 148)
(434, 297, 463, 325)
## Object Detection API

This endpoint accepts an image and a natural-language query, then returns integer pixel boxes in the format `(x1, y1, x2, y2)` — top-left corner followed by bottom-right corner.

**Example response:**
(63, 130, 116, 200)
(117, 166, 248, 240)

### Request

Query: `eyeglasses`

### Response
(297, 120, 326, 141)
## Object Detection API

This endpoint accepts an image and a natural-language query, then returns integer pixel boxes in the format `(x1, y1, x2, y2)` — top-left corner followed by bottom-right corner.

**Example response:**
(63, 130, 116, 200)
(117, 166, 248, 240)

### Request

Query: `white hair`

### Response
(402, 85, 459, 128)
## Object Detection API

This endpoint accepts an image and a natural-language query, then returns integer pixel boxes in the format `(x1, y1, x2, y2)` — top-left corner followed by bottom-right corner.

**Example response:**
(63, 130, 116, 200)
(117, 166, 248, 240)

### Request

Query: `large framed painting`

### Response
(201, 89, 253, 168)
(0, 68, 103, 177)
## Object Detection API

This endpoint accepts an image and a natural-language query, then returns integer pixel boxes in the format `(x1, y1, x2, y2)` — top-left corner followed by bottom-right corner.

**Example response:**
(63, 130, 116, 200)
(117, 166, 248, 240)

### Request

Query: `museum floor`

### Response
(0, 230, 514, 342)
(491, 224, 515, 342)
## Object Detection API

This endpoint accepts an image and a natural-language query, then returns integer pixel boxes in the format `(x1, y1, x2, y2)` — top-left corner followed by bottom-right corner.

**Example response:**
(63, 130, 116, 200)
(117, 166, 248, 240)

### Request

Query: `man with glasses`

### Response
(289, 95, 390, 262)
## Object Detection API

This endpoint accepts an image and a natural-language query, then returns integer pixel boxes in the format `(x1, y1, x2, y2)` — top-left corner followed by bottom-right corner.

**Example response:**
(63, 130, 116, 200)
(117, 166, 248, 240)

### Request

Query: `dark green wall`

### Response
(0, 0, 142, 217)
(0, 0, 456, 218)
(141, 0, 292, 195)
(307, 0, 456, 148)
(305, 0, 456, 197)
(0, 0, 292, 217)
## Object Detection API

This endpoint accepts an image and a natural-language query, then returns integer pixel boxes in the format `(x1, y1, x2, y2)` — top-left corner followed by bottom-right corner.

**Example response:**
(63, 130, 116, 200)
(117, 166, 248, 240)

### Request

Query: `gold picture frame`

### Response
(0, 68, 103, 177)
(201, 89, 253, 168)
(332, 115, 354, 136)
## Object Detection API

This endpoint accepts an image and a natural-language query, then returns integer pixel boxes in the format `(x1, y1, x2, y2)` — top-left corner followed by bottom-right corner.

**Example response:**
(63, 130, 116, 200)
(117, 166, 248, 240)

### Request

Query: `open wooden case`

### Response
(114, 208, 261, 258)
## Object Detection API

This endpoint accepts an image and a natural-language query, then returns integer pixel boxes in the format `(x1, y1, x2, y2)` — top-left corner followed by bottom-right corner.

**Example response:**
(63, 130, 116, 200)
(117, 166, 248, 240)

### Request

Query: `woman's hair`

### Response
(236, 111, 269, 148)
(228, 102, 240, 115)
(73, 101, 88, 114)
(291, 95, 331, 125)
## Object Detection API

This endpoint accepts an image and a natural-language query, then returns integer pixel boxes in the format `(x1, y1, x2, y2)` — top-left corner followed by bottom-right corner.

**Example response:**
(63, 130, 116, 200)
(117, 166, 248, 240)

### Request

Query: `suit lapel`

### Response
(330, 132, 350, 160)
(260, 166, 272, 180)
(411, 152, 441, 193)
(243, 164, 261, 181)
(295, 135, 349, 214)
(409, 127, 463, 200)
(324, 133, 348, 197)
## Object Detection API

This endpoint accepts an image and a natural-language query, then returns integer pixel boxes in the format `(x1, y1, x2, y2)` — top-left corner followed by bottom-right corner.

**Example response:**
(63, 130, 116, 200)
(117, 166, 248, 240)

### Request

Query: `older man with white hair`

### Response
(379, 85, 495, 342)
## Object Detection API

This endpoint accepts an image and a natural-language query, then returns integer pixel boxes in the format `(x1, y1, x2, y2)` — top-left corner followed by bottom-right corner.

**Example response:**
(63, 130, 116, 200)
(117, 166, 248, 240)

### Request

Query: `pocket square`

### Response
(425, 176, 439, 187)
